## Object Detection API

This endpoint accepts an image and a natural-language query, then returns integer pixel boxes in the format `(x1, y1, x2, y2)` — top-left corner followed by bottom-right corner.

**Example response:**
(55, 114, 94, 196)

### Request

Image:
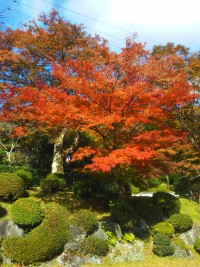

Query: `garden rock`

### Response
(179, 223, 200, 245)
(93, 222, 108, 240)
(171, 244, 193, 259)
(0, 219, 24, 237)
(56, 225, 87, 267)
(102, 220, 123, 239)
(108, 239, 145, 263)
(133, 219, 149, 239)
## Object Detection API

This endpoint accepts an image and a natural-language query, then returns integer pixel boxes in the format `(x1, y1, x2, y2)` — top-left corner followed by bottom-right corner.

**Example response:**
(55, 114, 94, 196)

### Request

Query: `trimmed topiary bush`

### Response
(153, 222, 175, 237)
(15, 170, 33, 189)
(110, 200, 138, 230)
(131, 196, 163, 225)
(153, 233, 171, 246)
(102, 179, 120, 195)
(81, 235, 109, 256)
(194, 238, 200, 253)
(40, 173, 66, 193)
(3, 203, 71, 265)
(71, 209, 98, 234)
(72, 179, 97, 198)
(153, 244, 175, 257)
(152, 192, 181, 217)
(153, 233, 175, 257)
(168, 213, 193, 233)
(0, 173, 25, 201)
(11, 198, 44, 227)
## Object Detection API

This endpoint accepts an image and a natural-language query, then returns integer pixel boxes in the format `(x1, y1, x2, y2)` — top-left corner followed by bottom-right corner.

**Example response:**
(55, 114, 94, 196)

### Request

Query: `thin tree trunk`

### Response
(51, 128, 67, 174)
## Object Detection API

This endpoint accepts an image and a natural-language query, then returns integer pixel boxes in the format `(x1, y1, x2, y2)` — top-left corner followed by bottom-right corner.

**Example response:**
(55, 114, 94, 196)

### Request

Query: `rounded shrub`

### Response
(152, 192, 181, 217)
(153, 222, 175, 237)
(15, 170, 33, 189)
(153, 244, 175, 257)
(131, 196, 163, 225)
(72, 179, 96, 198)
(153, 233, 171, 246)
(71, 209, 98, 234)
(3, 203, 71, 265)
(110, 200, 138, 230)
(168, 214, 193, 233)
(102, 179, 120, 195)
(40, 173, 66, 193)
(11, 198, 44, 227)
(194, 238, 200, 253)
(0, 173, 25, 201)
(81, 235, 109, 256)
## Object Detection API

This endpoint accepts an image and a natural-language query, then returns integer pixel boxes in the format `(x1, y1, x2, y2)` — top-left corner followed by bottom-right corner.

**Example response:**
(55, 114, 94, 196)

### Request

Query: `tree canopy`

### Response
(0, 11, 199, 181)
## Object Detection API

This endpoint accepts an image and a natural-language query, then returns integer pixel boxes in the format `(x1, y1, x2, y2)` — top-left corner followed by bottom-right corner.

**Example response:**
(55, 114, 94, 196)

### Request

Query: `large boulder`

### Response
(179, 223, 200, 245)
(0, 219, 24, 237)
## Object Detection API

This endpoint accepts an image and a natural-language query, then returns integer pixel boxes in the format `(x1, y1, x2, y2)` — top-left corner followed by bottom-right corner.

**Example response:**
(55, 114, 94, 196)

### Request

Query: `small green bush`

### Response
(153, 244, 175, 257)
(152, 192, 181, 217)
(168, 214, 193, 233)
(72, 179, 97, 198)
(15, 170, 33, 189)
(11, 198, 44, 227)
(194, 238, 200, 253)
(81, 235, 109, 256)
(110, 200, 138, 230)
(153, 233, 171, 246)
(153, 222, 175, 237)
(71, 209, 98, 234)
(40, 173, 66, 193)
(105, 231, 118, 246)
(131, 196, 163, 225)
(0, 173, 25, 201)
(102, 179, 120, 195)
(122, 232, 135, 243)
(3, 203, 71, 265)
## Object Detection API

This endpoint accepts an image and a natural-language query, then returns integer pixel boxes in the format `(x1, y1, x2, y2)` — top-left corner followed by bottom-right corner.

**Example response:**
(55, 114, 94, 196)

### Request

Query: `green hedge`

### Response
(81, 235, 109, 256)
(110, 200, 138, 230)
(153, 233, 175, 257)
(0, 173, 25, 201)
(152, 192, 181, 217)
(40, 173, 66, 193)
(153, 244, 175, 257)
(153, 233, 171, 246)
(3, 203, 71, 265)
(15, 170, 33, 189)
(11, 198, 44, 227)
(168, 214, 193, 233)
(152, 222, 175, 237)
(71, 209, 98, 234)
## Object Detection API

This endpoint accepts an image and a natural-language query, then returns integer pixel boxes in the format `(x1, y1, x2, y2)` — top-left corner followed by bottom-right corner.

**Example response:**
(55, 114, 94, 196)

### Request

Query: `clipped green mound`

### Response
(153, 222, 175, 237)
(40, 173, 66, 193)
(81, 234, 109, 256)
(168, 213, 193, 233)
(0, 172, 25, 201)
(71, 209, 98, 234)
(152, 192, 181, 217)
(11, 198, 44, 227)
(3, 203, 71, 265)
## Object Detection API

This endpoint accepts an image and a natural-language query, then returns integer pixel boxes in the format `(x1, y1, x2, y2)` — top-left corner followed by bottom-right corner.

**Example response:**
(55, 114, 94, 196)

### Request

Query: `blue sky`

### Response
(0, 0, 200, 53)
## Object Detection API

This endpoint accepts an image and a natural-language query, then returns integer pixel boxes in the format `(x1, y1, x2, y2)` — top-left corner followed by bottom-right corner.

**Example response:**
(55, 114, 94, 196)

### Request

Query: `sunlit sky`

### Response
(0, 0, 200, 53)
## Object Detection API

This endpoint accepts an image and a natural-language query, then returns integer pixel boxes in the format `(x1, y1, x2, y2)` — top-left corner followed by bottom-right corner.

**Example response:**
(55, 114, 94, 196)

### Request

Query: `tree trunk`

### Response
(51, 128, 67, 174)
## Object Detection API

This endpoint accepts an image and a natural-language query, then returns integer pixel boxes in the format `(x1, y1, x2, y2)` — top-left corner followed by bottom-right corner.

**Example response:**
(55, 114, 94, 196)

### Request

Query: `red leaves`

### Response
(0, 23, 195, 177)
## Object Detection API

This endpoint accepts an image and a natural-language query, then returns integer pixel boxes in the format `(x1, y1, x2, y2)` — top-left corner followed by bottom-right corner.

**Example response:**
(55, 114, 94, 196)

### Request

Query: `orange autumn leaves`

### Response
(0, 19, 194, 175)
